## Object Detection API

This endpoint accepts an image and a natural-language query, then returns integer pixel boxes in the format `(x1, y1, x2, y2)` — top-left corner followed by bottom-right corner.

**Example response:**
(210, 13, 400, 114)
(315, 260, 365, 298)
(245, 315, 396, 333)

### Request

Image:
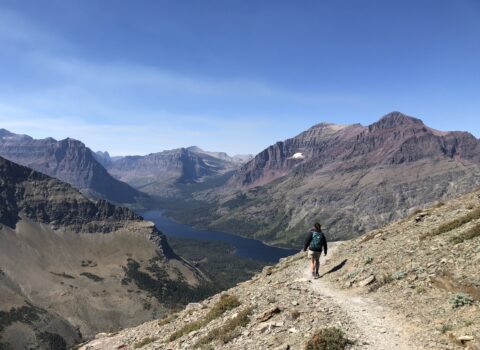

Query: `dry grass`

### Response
(158, 312, 178, 327)
(168, 294, 241, 341)
(305, 327, 352, 350)
(421, 207, 480, 240)
(195, 306, 254, 347)
(450, 222, 480, 244)
(431, 272, 480, 300)
(134, 337, 157, 349)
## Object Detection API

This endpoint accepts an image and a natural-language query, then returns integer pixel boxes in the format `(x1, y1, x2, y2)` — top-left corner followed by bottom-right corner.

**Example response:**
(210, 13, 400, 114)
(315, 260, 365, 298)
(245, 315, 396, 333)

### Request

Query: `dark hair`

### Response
(314, 222, 321, 231)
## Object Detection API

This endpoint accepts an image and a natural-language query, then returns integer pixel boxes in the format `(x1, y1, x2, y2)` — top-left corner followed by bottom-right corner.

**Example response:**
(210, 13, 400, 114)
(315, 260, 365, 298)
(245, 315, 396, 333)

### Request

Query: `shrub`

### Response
(305, 328, 352, 350)
(439, 323, 452, 334)
(195, 306, 254, 346)
(346, 270, 359, 280)
(168, 294, 241, 341)
(422, 207, 480, 239)
(415, 286, 426, 294)
(158, 312, 178, 327)
(450, 223, 480, 244)
(364, 256, 373, 265)
(380, 274, 394, 285)
(449, 293, 474, 309)
(134, 337, 157, 349)
(392, 271, 406, 280)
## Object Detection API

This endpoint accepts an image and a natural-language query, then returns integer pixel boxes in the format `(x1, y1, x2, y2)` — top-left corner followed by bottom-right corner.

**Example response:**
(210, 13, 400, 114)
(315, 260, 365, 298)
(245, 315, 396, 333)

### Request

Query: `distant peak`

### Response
(186, 146, 204, 153)
(0, 128, 32, 140)
(370, 112, 424, 131)
(96, 150, 110, 157)
(0, 128, 15, 137)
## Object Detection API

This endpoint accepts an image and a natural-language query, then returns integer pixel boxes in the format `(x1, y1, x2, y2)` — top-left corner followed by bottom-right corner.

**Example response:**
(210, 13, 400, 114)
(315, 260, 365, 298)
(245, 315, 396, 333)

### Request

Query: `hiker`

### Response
(303, 222, 328, 279)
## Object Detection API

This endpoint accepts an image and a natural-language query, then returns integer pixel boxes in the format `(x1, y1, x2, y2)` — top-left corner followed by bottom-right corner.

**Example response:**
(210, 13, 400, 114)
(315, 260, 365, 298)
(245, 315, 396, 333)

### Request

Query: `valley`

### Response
(0, 156, 214, 349)
(3, 3, 478, 349)
(152, 112, 480, 248)
(2, 111, 480, 349)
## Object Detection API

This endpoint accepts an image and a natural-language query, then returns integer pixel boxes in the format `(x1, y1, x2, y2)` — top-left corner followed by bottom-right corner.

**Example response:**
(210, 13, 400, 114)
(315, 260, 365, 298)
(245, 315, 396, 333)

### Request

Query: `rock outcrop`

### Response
(185, 112, 480, 246)
(0, 129, 143, 203)
(0, 156, 210, 349)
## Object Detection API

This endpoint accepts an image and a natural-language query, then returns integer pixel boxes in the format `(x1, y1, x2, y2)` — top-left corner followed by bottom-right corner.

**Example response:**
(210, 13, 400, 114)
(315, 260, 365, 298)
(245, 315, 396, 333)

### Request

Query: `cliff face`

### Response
(0, 129, 143, 203)
(230, 112, 480, 188)
(185, 112, 480, 246)
(0, 156, 210, 349)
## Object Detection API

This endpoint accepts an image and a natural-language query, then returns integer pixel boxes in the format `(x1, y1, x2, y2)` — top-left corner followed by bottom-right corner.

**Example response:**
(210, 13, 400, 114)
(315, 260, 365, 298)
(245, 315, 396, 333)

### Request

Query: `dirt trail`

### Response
(304, 246, 421, 350)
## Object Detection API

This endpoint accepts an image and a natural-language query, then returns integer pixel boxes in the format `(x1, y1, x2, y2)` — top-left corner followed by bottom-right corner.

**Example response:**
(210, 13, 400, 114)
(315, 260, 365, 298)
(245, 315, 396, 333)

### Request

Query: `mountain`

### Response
(0, 129, 144, 204)
(174, 112, 480, 246)
(232, 153, 254, 164)
(0, 156, 211, 349)
(105, 146, 243, 197)
(79, 188, 480, 350)
(186, 146, 253, 164)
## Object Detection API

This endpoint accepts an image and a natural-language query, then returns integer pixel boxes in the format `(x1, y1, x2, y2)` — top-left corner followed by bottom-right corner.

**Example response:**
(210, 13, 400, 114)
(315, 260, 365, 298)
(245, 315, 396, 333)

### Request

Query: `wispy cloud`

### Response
(0, 7, 360, 155)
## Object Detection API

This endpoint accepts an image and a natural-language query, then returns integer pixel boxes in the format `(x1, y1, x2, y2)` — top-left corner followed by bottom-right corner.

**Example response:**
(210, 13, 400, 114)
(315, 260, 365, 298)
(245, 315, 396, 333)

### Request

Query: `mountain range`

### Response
(0, 156, 212, 349)
(103, 146, 249, 197)
(167, 112, 480, 246)
(0, 129, 143, 204)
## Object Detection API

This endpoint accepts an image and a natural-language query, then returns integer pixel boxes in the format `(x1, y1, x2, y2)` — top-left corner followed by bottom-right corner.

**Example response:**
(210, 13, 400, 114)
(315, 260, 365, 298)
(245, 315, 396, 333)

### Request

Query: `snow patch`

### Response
(291, 152, 305, 160)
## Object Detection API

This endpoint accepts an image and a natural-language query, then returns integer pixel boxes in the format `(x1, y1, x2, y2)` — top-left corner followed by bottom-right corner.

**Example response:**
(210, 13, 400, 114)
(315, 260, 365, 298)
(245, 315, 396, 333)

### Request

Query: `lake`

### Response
(141, 210, 298, 263)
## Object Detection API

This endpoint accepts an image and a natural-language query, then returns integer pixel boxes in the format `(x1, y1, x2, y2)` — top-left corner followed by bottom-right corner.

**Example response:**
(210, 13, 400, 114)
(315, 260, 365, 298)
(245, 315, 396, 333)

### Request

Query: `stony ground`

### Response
(79, 248, 423, 350)
(79, 189, 480, 350)
(323, 190, 480, 350)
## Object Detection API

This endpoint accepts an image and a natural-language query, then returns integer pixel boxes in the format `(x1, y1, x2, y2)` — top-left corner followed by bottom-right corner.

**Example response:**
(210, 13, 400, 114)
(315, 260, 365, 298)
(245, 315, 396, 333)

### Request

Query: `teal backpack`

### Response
(309, 231, 322, 250)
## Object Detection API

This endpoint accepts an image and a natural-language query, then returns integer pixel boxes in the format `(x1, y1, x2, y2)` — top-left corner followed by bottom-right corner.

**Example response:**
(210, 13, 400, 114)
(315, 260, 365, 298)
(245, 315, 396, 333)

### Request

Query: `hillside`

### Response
(0, 129, 143, 204)
(79, 188, 480, 350)
(0, 156, 211, 349)
(173, 112, 480, 247)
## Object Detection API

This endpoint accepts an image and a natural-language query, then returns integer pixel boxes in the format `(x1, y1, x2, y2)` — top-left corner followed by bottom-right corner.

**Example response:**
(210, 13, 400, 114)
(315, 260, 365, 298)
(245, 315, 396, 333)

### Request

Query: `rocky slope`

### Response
(0, 129, 143, 204)
(323, 187, 480, 349)
(183, 112, 480, 247)
(79, 189, 480, 350)
(105, 147, 242, 197)
(0, 156, 211, 349)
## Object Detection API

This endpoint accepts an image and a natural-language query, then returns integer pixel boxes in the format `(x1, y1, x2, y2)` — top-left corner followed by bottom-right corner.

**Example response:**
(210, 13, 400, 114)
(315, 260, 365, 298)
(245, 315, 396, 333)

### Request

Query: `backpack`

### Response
(309, 230, 323, 251)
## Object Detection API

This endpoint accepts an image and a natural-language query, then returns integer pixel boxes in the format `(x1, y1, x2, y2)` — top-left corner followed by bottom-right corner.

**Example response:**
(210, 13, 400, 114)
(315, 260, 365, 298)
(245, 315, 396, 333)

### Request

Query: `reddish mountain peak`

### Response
(369, 111, 424, 131)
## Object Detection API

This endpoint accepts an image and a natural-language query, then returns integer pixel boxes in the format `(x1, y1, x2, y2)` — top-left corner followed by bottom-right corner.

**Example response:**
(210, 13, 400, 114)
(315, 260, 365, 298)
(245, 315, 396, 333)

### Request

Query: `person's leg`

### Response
(314, 256, 320, 276)
(310, 256, 315, 275)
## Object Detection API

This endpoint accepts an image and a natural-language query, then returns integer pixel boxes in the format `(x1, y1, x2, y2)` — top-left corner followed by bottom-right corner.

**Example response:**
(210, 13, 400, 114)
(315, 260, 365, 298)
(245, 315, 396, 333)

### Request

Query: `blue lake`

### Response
(141, 210, 298, 263)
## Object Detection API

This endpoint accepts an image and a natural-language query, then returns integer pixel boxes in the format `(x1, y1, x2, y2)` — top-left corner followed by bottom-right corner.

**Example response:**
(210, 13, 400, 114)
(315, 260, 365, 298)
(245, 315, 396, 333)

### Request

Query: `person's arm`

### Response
(303, 232, 313, 251)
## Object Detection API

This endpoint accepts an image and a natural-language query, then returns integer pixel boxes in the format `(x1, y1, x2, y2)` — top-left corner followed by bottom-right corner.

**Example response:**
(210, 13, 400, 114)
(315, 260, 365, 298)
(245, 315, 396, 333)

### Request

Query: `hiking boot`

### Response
(315, 272, 320, 279)
(311, 272, 315, 278)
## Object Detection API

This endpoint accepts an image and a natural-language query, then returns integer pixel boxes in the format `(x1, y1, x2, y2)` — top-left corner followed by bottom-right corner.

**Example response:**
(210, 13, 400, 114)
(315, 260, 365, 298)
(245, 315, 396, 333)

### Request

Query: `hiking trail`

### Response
(304, 245, 421, 350)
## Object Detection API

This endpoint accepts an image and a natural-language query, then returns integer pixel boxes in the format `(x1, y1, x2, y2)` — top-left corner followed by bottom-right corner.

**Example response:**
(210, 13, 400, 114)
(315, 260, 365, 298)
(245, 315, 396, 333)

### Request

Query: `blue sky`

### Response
(0, 0, 479, 155)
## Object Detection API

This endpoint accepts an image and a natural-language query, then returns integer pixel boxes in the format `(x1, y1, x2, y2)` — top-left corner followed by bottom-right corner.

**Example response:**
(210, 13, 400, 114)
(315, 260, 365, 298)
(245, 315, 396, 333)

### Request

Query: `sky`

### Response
(0, 0, 479, 156)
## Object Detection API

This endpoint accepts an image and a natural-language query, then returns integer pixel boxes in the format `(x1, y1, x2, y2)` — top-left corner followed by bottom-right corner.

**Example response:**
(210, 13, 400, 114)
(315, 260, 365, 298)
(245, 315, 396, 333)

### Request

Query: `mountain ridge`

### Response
(168, 112, 480, 247)
(0, 156, 211, 349)
(105, 146, 246, 197)
(0, 130, 144, 204)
